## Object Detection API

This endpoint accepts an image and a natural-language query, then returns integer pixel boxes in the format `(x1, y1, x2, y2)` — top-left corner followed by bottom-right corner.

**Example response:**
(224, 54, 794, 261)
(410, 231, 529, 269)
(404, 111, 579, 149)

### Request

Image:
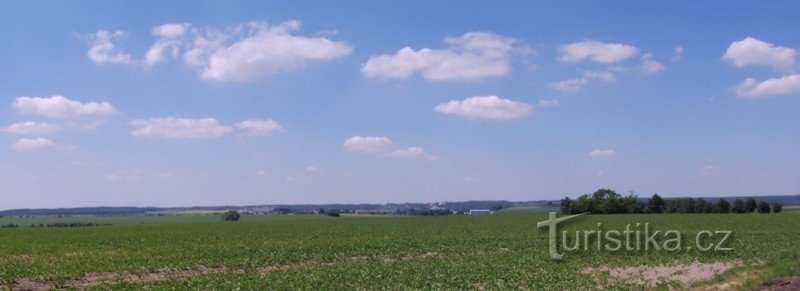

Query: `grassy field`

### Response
(0, 210, 798, 289)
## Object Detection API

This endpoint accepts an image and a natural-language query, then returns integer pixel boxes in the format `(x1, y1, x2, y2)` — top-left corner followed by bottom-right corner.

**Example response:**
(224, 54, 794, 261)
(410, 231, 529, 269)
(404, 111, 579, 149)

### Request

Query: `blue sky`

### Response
(1, 1, 799, 209)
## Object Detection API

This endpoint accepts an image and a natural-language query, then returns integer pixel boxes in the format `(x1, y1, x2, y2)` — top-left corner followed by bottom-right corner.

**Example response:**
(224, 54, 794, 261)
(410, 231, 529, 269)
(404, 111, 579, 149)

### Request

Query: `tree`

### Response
(647, 194, 666, 214)
(731, 199, 745, 213)
(773, 203, 783, 213)
(744, 197, 757, 213)
(757, 200, 771, 213)
(622, 193, 644, 214)
(694, 198, 710, 213)
(222, 210, 240, 221)
(716, 199, 730, 213)
(560, 197, 573, 214)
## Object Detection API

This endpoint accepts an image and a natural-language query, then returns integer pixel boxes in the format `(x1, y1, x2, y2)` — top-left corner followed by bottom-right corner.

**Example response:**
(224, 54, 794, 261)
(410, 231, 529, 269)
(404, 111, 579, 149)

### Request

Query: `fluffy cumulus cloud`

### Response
(588, 148, 616, 158)
(12, 138, 54, 151)
(549, 78, 588, 93)
(85, 30, 132, 64)
(343, 136, 393, 154)
(130, 117, 232, 138)
(144, 23, 191, 66)
(199, 21, 353, 81)
(4, 121, 62, 135)
(13, 95, 117, 118)
(734, 74, 800, 98)
(433, 95, 532, 120)
(362, 31, 522, 81)
(234, 119, 282, 136)
(640, 53, 666, 75)
(722, 37, 796, 73)
(343, 136, 432, 159)
(559, 39, 640, 63)
(86, 20, 351, 81)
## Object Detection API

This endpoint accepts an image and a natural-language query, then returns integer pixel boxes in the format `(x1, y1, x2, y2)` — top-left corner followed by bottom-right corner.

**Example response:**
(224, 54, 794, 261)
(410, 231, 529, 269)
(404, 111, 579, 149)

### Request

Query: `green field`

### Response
(1, 210, 798, 289)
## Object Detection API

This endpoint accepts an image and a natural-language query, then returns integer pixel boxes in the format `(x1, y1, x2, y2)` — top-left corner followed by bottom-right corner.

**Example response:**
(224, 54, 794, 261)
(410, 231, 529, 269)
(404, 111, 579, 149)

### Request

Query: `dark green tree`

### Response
(744, 197, 757, 213)
(716, 199, 730, 213)
(647, 194, 666, 214)
(757, 200, 771, 213)
(773, 203, 783, 213)
(560, 197, 573, 214)
(694, 198, 710, 213)
(731, 199, 745, 213)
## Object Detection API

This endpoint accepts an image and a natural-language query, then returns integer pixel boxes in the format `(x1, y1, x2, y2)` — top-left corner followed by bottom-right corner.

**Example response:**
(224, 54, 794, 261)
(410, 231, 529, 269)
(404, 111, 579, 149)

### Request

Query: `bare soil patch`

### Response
(583, 260, 741, 288)
(762, 275, 800, 290)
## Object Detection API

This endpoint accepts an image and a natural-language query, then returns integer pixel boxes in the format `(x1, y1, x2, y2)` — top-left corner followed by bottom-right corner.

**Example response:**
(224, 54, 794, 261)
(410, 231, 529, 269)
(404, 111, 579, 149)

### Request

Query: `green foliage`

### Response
(731, 199, 745, 213)
(560, 197, 572, 214)
(745, 197, 757, 213)
(647, 194, 666, 214)
(773, 203, 783, 213)
(716, 199, 730, 213)
(757, 201, 771, 213)
(222, 211, 241, 221)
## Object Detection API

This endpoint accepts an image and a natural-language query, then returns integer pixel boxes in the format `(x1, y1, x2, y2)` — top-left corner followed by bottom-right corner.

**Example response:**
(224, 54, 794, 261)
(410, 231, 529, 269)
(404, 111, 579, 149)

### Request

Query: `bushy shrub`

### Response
(773, 203, 783, 213)
(222, 210, 240, 221)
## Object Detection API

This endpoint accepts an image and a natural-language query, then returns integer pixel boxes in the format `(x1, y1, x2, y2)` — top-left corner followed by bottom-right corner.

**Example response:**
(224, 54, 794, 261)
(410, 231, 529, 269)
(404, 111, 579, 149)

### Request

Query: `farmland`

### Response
(0, 209, 798, 289)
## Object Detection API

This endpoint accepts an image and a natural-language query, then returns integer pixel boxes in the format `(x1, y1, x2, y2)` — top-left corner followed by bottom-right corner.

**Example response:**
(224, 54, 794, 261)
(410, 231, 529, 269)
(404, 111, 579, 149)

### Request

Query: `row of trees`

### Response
(560, 189, 783, 214)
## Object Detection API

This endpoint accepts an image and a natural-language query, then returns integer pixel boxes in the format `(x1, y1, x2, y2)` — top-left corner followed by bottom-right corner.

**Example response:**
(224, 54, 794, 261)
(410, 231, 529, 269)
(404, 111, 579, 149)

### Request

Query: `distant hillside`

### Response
(0, 200, 553, 216)
(1, 195, 796, 216)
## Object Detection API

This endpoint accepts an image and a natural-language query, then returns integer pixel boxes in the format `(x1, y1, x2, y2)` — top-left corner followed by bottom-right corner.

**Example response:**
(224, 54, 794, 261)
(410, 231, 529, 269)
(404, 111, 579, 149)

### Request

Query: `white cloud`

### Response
(700, 165, 723, 176)
(85, 30, 132, 64)
(183, 29, 228, 66)
(589, 149, 616, 158)
(362, 31, 521, 81)
(386, 147, 434, 160)
(200, 20, 352, 81)
(234, 119, 282, 136)
(723, 37, 796, 73)
(130, 117, 232, 138)
(144, 23, 191, 66)
(343, 136, 393, 154)
(538, 99, 560, 106)
(581, 69, 617, 82)
(549, 78, 587, 92)
(559, 39, 640, 63)
(433, 95, 532, 120)
(5, 121, 62, 135)
(305, 166, 319, 173)
(343, 136, 432, 159)
(671, 46, 684, 61)
(12, 95, 118, 118)
(733, 74, 800, 98)
(12, 138, 54, 151)
(640, 53, 666, 75)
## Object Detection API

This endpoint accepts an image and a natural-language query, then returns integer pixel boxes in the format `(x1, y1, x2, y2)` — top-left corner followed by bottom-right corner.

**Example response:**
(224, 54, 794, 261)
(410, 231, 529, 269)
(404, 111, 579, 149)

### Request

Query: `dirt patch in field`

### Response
(2, 252, 441, 290)
(762, 275, 800, 290)
(583, 260, 741, 288)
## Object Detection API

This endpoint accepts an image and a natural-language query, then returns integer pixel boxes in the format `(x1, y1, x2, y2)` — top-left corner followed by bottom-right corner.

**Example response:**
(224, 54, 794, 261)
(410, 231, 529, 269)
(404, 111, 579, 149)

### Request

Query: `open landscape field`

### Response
(1, 209, 798, 289)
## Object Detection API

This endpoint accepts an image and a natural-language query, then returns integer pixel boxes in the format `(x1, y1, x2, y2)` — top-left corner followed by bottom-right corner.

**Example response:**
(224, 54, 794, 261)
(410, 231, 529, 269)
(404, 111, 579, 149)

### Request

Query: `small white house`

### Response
(468, 209, 493, 215)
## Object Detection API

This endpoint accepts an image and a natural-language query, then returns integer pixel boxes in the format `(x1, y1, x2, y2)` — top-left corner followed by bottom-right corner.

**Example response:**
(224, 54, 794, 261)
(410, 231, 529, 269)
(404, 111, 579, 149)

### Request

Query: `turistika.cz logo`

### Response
(536, 212, 733, 260)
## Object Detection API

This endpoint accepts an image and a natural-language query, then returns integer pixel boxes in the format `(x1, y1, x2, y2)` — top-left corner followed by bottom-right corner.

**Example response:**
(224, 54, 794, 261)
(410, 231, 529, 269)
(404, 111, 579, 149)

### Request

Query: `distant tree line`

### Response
(560, 189, 783, 215)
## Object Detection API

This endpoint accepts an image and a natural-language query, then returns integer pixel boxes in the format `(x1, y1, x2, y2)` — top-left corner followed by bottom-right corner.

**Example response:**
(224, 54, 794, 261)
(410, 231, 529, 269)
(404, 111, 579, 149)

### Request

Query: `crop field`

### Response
(0, 209, 798, 289)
